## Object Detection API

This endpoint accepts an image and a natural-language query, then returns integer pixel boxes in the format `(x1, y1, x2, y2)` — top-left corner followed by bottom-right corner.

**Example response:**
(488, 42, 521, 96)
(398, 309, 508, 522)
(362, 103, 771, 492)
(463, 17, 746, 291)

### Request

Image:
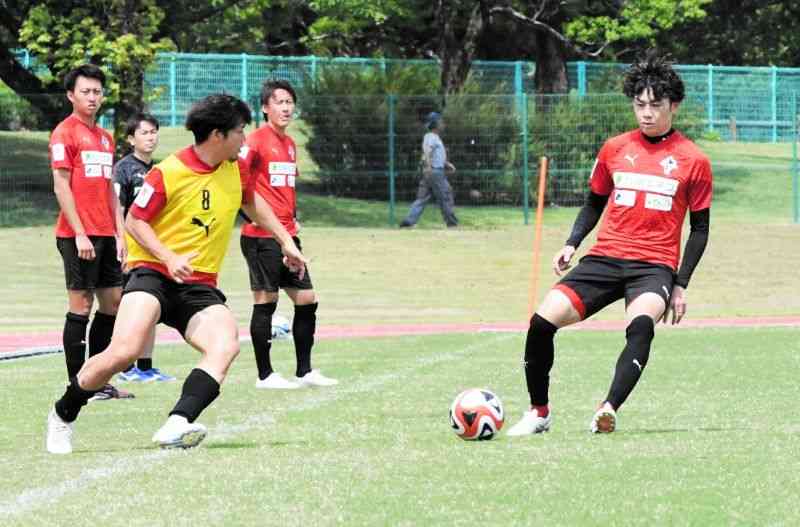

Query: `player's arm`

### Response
(53, 167, 95, 260)
(240, 193, 308, 274)
(552, 192, 609, 276)
(665, 208, 710, 325)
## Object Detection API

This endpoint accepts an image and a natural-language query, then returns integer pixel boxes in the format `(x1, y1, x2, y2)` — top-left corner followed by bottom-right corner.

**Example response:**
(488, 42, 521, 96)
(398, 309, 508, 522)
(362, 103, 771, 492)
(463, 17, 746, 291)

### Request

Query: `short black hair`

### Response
(185, 94, 252, 144)
(125, 112, 160, 137)
(260, 79, 297, 122)
(623, 50, 685, 103)
(64, 64, 106, 92)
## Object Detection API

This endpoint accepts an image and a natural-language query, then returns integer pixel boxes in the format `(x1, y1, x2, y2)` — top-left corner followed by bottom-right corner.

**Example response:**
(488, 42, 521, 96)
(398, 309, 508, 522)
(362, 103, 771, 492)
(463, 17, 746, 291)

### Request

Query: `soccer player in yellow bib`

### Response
(46, 94, 307, 453)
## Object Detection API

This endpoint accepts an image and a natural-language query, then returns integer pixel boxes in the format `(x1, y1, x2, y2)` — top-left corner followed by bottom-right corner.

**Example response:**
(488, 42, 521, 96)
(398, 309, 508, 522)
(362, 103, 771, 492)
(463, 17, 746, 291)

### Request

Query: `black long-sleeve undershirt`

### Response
(566, 192, 608, 248)
(676, 208, 710, 288)
(565, 192, 710, 288)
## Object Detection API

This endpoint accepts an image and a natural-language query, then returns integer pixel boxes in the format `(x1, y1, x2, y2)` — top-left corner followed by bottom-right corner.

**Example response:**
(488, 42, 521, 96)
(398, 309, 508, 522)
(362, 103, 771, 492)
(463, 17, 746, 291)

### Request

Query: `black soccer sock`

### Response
(63, 313, 89, 379)
(88, 311, 116, 358)
(251, 302, 277, 380)
(54, 376, 97, 423)
(524, 314, 558, 407)
(137, 358, 153, 371)
(605, 315, 655, 410)
(169, 369, 221, 423)
(293, 303, 318, 378)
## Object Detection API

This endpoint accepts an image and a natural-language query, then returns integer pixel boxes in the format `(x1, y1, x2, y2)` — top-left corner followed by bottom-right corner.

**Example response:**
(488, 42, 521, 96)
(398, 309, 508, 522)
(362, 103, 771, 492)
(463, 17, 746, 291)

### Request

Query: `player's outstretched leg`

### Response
(153, 305, 238, 449)
(591, 315, 655, 433)
(508, 313, 557, 436)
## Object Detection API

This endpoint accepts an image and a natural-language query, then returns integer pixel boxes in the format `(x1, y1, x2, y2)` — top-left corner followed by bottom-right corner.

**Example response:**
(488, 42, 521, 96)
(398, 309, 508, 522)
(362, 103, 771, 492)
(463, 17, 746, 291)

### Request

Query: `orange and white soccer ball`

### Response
(449, 388, 504, 440)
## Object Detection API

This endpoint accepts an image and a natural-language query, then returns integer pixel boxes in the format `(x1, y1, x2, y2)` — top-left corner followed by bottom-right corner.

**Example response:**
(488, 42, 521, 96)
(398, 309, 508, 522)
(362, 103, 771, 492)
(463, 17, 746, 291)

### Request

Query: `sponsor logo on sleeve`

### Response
(134, 182, 155, 208)
(238, 145, 250, 159)
(52, 143, 66, 162)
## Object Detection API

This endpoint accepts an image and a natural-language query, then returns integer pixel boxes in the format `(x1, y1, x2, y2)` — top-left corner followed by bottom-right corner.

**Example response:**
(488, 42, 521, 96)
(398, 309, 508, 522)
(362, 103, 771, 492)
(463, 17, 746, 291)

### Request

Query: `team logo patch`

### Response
(134, 182, 155, 208)
(660, 156, 678, 176)
(614, 189, 636, 207)
(101, 136, 110, 151)
(52, 143, 66, 162)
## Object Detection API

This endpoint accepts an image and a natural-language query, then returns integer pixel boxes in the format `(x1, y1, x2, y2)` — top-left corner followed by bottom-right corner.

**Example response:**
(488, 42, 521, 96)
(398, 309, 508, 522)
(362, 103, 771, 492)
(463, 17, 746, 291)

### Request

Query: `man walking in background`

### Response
(239, 80, 338, 390)
(399, 111, 458, 228)
(49, 63, 133, 401)
(114, 112, 176, 383)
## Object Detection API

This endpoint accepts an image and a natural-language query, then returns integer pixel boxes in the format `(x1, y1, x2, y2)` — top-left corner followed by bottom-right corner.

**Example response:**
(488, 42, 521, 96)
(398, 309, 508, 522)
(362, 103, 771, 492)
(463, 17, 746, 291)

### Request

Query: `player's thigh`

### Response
(95, 286, 122, 314)
(184, 304, 240, 381)
(108, 291, 162, 363)
(285, 288, 316, 305)
(550, 256, 625, 321)
(624, 263, 673, 322)
(95, 236, 123, 290)
(536, 289, 582, 328)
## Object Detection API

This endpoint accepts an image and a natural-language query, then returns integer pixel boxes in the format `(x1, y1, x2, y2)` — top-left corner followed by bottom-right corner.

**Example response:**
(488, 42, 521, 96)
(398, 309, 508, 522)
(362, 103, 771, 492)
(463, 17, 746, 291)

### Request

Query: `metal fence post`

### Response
(311, 56, 317, 83)
(241, 53, 249, 104)
(771, 65, 778, 143)
(169, 53, 177, 127)
(521, 91, 530, 225)
(577, 61, 587, 97)
(388, 94, 397, 226)
(793, 92, 798, 223)
(707, 64, 714, 132)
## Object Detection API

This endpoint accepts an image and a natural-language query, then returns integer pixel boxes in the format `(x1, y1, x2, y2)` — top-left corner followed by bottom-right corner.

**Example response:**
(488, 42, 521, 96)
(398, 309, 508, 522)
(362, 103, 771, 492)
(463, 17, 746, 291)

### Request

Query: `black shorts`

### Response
(57, 236, 123, 290)
(123, 268, 227, 336)
(555, 255, 675, 320)
(240, 235, 313, 292)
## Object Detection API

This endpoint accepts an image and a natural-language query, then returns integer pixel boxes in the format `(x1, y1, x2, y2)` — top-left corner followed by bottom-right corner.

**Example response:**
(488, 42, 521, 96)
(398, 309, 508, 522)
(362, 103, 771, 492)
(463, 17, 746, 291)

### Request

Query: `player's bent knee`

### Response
(626, 315, 655, 366)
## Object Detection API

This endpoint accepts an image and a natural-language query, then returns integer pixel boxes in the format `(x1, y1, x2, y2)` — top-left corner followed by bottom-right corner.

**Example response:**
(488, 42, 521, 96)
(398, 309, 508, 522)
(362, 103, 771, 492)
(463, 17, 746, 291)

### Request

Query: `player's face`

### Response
(128, 121, 159, 155)
(67, 76, 104, 119)
(263, 89, 295, 131)
(632, 89, 679, 137)
(222, 123, 247, 161)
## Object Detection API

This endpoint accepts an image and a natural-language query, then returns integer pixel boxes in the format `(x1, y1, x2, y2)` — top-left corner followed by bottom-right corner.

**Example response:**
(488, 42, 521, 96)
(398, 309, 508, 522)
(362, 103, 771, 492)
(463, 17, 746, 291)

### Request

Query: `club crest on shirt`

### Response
(101, 136, 110, 151)
(660, 156, 678, 176)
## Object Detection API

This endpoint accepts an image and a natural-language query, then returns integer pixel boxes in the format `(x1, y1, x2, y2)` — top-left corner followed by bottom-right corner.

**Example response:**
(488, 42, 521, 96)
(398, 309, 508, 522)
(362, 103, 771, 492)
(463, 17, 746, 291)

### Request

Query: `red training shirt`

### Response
(239, 124, 299, 238)
(587, 130, 713, 270)
(49, 114, 116, 237)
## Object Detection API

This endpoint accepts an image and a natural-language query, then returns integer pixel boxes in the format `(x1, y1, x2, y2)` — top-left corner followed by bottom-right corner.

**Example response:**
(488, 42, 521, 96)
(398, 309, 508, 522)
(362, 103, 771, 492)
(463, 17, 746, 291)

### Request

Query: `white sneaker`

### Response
(506, 408, 552, 436)
(152, 415, 207, 449)
(46, 407, 74, 454)
(295, 369, 339, 387)
(255, 372, 301, 390)
(590, 402, 617, 433)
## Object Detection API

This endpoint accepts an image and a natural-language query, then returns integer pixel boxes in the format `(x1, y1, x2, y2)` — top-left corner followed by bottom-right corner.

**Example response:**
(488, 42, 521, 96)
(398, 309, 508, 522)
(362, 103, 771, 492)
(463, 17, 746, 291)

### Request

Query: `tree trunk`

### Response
(0, 46, 69, 129)
(533, 29, 568, 95)
(438, 1, 487, 95)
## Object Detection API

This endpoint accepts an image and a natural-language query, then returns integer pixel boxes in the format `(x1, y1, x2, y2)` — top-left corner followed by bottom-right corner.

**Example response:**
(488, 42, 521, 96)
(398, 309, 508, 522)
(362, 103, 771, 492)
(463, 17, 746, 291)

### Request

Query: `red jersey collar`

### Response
(177, 146, 218, 174)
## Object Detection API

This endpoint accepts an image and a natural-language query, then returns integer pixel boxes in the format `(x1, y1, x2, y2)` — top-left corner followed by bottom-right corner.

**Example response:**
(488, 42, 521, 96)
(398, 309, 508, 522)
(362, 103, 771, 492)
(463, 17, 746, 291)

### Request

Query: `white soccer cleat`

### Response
(590, 402, 617, 433)
(152, 415, 207, 449)
(46, 407, 74, 454)
(506, 408, 552, 436)
(255, 372, 301, 390)
(295, 369, 339, 387)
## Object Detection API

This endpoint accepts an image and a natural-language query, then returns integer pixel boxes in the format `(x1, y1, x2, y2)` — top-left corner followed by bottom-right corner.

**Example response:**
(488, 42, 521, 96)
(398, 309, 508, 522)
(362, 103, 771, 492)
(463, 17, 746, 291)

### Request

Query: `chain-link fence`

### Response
(7, 90, 795, 228)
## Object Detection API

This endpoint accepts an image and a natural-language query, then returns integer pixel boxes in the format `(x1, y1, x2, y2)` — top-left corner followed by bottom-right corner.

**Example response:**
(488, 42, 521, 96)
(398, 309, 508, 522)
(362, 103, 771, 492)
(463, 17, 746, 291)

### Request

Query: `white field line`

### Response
(0, 333, 513, 519)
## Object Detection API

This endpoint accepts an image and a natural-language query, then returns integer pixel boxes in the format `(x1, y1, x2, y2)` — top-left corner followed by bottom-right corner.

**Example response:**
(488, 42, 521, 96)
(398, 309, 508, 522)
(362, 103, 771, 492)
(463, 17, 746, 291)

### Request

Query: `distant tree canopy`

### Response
(0, 0, 796, 128)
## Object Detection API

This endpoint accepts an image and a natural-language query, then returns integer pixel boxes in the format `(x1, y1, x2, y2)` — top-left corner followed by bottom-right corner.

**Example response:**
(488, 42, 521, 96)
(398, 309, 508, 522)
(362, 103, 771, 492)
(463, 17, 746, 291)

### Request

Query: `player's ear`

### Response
(670, 101, 681, 114)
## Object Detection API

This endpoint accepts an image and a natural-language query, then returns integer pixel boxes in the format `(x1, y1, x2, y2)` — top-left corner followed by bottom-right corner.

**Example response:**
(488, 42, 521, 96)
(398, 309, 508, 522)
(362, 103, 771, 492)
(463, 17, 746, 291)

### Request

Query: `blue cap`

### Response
(425, 111, 442, 129)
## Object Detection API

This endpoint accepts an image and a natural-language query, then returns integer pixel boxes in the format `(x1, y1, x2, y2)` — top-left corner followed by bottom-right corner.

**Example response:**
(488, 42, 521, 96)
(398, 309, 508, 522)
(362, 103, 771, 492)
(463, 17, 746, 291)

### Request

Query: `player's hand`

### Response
(76, 234, 96, 260)
(281, 241, 309, 280)
(552, 246, 576, 276)
(664, 285, 687, 325)
(115, 234, 127, 264)
(166, 251, 198, 283)
(447, 162, 456, 172)
(294, 220, 302, 233)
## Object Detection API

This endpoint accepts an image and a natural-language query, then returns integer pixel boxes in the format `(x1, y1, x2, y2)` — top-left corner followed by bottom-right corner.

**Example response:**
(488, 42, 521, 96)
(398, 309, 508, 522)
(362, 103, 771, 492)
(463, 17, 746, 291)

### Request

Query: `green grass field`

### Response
(2, 327, 800, 525)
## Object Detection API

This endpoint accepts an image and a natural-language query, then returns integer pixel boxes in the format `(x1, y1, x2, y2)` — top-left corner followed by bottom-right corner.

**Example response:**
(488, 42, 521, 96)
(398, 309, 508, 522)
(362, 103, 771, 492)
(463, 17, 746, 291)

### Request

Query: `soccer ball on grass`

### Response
(449, 388, 504, 440)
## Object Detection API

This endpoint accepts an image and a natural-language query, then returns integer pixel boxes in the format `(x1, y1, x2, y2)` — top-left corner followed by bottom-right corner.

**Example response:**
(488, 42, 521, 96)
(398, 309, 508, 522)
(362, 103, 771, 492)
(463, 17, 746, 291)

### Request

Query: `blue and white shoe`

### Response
(142, 368, 176, 382)
(118, 367, 143, 383)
